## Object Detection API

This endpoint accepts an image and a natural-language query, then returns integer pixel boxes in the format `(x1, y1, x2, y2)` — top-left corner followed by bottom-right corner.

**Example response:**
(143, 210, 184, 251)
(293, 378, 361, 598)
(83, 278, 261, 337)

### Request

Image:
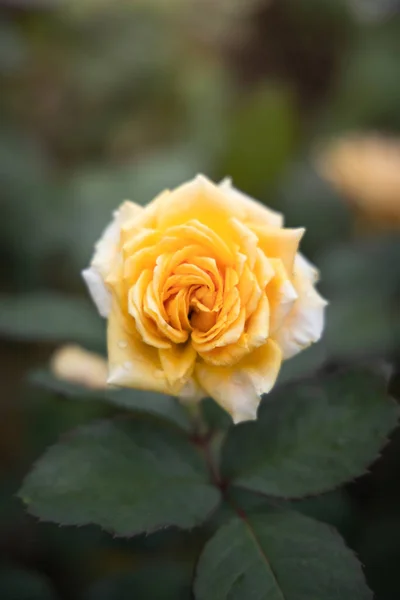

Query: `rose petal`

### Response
(155, 175, 238, 242)
(159, 343, 197, 392)
(107, 300, 170, 394)
(229, 217, 259, 269)
(82, 201, 142, 318)
(219, 178, 284, 228)
(129, 271, 171, 349)
(251, 226, 305, 275)
(179, 378, 205, 405)
(196, 339, 282, 424)
(267, 258, 298, 334)
(202, 294, 270, 367)
(82, 267, 112, 318)
(274, 254, 327, 359)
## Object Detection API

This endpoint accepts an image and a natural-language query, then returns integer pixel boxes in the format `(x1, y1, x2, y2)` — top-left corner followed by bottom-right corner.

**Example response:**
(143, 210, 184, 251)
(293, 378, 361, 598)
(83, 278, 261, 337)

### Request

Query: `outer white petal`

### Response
(82, 267, 112, 318)
(199, 366, 260, 424)
(295, 252, 320, 283)
(269, 276, 298, 335)
(196, 340, 282, 424)
(274, 254, 327, 360)
(82, 201, 142, 318)
(219, 177, 284, 228)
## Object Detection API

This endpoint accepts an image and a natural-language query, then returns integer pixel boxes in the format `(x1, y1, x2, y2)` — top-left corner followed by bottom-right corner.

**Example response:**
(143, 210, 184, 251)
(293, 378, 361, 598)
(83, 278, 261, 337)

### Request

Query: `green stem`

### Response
(185, 400, 208, 437)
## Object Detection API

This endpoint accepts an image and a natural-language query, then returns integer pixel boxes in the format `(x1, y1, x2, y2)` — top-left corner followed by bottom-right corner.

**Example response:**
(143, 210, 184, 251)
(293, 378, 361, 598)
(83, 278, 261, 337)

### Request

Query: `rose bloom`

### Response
(83, 176, 326, 423)
(317, 135, 400, 228)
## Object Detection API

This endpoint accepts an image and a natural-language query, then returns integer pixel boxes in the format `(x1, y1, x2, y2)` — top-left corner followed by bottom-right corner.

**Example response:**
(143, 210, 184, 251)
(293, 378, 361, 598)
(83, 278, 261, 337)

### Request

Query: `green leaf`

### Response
(24, 387, 112, 459)
(289, 488, 355, 535)
(355, 508, 400, 600)
(277, 342, 327, 386)
(222, 369, 399, 498)
(85, 563, 192, 600)
(19, 419, 220, 536)
(0, 567, 56, 600)
(194, 509, 372, 600)
(201, 397, 233, 431)
(0, 293, 104, 348)
(30, 369, 191, 432)
(207, 487, 354, 540)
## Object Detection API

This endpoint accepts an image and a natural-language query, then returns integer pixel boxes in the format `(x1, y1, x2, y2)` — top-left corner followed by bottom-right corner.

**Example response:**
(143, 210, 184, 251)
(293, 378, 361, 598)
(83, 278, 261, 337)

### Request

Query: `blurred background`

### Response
(1, 0, 400, 598)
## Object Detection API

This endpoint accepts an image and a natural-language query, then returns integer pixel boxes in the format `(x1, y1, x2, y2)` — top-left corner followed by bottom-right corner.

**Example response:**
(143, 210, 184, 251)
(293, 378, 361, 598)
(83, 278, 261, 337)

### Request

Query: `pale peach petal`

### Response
(316, 135, 400, 225)
(196, 340, 282, 423)
(274, 254, 327, 359)
(107, 300, 170, 394)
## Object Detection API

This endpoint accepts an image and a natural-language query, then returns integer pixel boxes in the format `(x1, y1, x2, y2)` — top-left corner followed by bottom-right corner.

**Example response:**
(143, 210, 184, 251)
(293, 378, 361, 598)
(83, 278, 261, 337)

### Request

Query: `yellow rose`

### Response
(83, 175, 326, 423)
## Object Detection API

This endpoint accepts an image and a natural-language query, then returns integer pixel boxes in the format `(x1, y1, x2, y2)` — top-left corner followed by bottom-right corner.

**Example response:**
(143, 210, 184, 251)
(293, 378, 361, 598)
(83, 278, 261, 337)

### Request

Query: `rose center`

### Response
(162, 259, 224, 333)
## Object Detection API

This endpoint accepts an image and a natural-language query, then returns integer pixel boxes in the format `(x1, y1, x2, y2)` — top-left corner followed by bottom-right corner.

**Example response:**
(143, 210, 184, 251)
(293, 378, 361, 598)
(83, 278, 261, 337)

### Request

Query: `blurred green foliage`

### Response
(1, 0, 400, 598)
